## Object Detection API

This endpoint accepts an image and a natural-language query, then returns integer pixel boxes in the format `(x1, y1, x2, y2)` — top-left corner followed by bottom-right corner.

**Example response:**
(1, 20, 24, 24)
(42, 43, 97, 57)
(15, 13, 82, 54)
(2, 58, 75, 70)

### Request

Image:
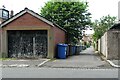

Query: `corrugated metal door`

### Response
(8, 30, 47, 58)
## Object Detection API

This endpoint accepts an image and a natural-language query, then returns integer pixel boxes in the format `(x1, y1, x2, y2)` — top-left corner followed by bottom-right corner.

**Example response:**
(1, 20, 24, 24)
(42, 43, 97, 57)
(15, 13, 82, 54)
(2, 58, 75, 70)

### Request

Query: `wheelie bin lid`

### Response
(57, 44, 68, 46)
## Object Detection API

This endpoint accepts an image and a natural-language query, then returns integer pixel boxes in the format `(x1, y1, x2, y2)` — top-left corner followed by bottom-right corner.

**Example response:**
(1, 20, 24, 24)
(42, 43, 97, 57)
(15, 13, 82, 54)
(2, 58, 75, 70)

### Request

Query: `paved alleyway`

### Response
(2, 46, 118, 78)
(42, 46, 113, 69)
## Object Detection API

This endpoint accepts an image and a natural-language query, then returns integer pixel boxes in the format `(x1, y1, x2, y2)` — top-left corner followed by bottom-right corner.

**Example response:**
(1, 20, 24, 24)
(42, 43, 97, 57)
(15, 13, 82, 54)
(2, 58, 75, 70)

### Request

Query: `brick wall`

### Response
(54, 27, 66, 45)
(5, 13, 50, 29)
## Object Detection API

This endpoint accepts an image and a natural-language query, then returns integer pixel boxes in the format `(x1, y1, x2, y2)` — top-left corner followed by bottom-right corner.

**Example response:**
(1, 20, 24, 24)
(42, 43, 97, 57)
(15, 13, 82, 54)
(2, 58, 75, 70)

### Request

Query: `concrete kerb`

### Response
(107, 60, 120, 68)
(37, 59, 50, 67)
(1, 59, 51, 68)
(9, 64, 29, 67)
(0, 64, 29, 68)
(99, 53, 120, 68)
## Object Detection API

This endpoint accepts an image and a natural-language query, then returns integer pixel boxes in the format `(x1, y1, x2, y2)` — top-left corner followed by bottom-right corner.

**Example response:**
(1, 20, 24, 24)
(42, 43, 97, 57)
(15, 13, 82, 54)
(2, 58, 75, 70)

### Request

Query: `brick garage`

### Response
(0, 8, 66, 59)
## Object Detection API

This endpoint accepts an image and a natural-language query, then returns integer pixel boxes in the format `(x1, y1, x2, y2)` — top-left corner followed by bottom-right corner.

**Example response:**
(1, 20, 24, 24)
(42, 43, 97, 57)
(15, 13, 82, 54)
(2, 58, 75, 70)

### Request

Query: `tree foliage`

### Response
(92, 15, 116, 41)
(40, 0, 91, 44)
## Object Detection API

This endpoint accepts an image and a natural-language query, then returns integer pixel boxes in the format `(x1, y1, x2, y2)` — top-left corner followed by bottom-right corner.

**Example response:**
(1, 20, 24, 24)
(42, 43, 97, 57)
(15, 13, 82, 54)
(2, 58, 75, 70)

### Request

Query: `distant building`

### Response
(82, 27, 94, 45)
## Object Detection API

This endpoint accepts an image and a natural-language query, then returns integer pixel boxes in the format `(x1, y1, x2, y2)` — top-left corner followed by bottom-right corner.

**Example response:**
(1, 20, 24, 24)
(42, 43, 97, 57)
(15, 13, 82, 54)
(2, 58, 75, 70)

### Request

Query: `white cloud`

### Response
(87, 0, 119, 21)
(0, 0, 49, 14)
(0, 0, 119, 21)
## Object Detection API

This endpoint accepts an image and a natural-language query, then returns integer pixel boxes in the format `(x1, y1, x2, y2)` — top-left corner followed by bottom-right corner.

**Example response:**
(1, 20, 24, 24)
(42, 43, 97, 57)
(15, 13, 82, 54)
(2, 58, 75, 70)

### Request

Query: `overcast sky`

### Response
(0, 0, 119, 21)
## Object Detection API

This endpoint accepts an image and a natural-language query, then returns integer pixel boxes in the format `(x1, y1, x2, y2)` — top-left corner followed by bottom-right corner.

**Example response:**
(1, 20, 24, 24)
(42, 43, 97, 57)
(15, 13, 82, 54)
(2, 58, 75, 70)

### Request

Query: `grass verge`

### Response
(0, 58, 16, 60)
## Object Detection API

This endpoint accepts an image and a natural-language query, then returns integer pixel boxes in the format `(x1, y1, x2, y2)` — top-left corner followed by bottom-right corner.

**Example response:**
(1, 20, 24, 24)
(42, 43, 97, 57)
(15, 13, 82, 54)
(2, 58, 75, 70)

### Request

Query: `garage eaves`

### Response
(0, 7, 67, 32)
(109, 23, 120, 30)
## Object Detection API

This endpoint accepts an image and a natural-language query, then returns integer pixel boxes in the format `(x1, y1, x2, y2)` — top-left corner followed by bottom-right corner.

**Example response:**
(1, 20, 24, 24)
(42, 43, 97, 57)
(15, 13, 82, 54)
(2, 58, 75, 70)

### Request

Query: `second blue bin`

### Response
(72, 46, 76, 55)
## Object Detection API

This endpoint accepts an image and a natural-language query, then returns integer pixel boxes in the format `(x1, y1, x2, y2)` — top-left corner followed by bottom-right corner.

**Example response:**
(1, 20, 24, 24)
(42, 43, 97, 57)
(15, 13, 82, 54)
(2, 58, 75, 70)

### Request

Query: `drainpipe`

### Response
(0, 29, 2, 56)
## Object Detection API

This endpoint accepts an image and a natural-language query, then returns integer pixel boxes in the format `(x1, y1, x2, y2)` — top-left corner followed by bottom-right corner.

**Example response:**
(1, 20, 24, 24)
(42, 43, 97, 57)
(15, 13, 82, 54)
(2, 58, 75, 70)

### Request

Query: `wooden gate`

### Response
(8, 30, 47, 58)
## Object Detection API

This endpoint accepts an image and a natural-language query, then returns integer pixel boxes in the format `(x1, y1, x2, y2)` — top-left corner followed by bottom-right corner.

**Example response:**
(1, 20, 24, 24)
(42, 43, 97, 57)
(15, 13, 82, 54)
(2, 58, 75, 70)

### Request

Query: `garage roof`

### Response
(0, 8, 66, 32)
(110, 23, 120, 29)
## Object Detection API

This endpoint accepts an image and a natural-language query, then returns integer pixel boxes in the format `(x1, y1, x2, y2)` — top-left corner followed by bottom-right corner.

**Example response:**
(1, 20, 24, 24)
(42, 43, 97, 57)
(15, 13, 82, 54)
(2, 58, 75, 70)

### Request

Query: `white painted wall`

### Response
(98, 32, 108, 58)
(98, 30, 120, 60)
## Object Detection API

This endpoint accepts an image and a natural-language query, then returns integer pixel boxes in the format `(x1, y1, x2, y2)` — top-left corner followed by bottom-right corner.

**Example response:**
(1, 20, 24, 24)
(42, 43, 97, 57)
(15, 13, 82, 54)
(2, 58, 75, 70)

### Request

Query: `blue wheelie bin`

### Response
(57, 44, 68, 59)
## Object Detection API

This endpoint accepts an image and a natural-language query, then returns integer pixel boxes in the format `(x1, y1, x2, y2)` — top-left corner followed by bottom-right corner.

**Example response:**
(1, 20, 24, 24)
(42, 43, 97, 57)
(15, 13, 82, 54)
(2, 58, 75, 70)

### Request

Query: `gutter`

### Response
(107, 60, 120, 68)
(100, 54, 120, 68)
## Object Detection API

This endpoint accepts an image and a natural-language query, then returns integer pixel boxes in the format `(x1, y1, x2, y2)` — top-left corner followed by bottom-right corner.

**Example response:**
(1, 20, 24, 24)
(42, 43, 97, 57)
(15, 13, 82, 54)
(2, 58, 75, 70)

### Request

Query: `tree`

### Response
(92, 15, 116, 41)
(40, 0, 91, 44)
